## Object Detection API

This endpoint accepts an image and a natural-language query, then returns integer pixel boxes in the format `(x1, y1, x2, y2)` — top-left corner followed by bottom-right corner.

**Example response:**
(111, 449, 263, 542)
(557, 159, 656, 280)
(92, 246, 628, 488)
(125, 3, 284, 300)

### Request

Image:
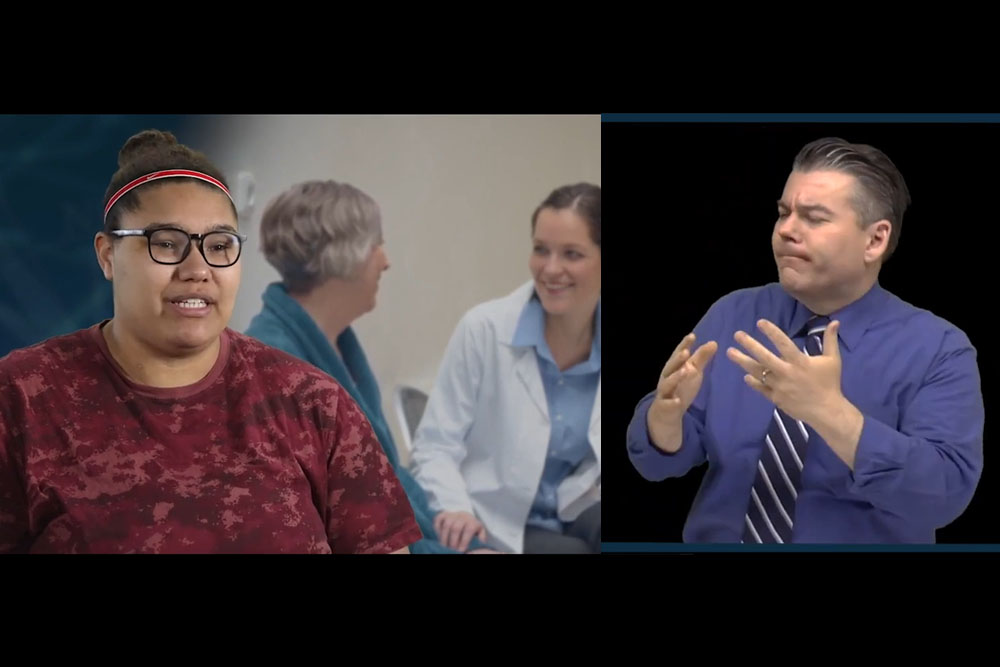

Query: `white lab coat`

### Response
(409, 281, 601, 554)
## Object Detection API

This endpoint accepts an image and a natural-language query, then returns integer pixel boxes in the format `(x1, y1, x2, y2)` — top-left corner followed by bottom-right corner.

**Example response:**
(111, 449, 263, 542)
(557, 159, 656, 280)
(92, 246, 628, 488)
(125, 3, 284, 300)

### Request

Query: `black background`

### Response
(605, 121, 997, 544)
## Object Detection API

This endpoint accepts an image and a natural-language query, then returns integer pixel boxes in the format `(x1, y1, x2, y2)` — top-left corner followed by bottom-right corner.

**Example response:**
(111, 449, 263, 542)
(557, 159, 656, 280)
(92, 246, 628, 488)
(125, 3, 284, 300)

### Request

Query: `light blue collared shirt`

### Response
(512, 295, 601, 532)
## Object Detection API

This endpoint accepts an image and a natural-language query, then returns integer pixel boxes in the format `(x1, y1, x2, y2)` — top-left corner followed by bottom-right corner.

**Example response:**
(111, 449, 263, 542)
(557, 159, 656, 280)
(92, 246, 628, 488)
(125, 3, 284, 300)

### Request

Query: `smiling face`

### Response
(95, 180, 241, 357)
(529, 206, 601, 320)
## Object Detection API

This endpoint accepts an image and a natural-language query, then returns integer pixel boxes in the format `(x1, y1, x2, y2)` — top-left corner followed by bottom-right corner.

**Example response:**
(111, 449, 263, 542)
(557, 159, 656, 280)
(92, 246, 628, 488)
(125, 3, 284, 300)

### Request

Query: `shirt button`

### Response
(556, 414, 563, 421)
(558, 379, 565, 386)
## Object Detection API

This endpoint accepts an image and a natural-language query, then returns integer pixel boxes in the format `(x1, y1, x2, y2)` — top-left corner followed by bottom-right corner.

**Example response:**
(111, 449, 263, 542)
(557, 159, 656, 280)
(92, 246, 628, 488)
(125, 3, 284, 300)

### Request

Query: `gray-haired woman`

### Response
(245, 179, 496, 554)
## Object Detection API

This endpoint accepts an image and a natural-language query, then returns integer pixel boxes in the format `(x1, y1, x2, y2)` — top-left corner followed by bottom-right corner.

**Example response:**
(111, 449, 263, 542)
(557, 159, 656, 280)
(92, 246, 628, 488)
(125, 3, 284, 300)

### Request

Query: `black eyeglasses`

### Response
(110, 227, 248, 267)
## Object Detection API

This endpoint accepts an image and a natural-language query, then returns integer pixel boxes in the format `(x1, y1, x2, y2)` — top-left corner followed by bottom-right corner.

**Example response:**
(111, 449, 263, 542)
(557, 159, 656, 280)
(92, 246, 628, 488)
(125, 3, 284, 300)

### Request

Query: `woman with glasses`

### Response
(0, 130, 421, 554)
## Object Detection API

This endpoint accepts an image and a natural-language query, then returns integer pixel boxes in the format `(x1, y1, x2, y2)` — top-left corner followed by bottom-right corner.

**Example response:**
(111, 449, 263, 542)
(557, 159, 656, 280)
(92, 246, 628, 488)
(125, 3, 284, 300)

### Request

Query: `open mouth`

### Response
(166, 296, 215, 317)
(172, 298, 209, 309)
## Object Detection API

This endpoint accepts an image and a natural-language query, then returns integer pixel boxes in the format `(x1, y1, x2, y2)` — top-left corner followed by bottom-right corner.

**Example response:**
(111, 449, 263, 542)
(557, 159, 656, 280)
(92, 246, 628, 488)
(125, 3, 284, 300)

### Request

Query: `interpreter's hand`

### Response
(727, 319, 844, 426)
(646, 333, 718, 453)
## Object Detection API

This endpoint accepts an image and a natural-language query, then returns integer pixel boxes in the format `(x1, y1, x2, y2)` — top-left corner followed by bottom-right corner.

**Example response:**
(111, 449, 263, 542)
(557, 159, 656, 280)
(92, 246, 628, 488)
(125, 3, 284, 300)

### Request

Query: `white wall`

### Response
(199, 115, 601, 463)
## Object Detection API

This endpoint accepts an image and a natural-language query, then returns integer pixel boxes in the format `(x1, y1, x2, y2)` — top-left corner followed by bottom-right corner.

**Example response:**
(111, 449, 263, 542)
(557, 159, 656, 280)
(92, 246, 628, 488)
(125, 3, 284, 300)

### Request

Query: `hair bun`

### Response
(117, 130, 179, 169)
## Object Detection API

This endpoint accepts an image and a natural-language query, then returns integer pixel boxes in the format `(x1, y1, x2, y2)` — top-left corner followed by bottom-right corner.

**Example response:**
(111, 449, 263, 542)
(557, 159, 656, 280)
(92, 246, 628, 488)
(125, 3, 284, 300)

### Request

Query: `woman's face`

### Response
(96, 181, 241, 356)
(355, 242, 390, 314)
(529, 206, 601, 319)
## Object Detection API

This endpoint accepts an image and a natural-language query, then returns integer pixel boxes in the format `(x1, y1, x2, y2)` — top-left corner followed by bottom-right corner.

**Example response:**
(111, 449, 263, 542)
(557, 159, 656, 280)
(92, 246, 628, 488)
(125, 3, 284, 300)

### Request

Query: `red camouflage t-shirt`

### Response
(0, 323, 422, 554)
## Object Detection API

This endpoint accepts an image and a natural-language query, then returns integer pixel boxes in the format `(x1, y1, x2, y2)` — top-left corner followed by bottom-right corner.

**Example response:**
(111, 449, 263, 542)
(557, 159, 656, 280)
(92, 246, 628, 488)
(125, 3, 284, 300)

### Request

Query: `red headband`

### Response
(103, 169, 234, 222)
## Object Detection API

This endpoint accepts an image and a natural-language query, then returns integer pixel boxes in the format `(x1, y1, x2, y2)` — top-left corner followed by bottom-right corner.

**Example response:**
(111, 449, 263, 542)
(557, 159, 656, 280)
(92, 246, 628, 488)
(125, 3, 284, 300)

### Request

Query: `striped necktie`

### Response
(742, 315, 830, 544)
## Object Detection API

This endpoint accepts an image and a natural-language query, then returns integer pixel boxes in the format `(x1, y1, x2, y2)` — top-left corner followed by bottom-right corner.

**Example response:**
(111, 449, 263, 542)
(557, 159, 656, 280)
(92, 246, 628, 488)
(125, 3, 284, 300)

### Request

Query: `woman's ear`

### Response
(95, 232, 114, 281)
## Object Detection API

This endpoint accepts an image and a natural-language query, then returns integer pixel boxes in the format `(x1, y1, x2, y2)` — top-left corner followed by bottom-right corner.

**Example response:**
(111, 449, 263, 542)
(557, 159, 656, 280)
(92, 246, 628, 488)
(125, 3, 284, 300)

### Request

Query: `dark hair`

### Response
(102, 129, 233, 233)
(792, 137, 910, 261)
(531, 182, 601, 248)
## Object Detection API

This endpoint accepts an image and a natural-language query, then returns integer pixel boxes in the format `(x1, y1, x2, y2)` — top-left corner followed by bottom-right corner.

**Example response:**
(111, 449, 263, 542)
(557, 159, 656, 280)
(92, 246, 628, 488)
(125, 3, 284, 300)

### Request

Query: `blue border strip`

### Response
(601, 542, 1000, 552)
(601, 113, 1000, 123)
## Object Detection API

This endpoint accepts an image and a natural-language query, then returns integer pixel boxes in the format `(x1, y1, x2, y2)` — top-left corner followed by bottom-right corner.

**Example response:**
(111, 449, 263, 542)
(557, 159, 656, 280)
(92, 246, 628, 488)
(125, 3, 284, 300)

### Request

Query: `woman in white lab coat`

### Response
(410, 183, 601, 554)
